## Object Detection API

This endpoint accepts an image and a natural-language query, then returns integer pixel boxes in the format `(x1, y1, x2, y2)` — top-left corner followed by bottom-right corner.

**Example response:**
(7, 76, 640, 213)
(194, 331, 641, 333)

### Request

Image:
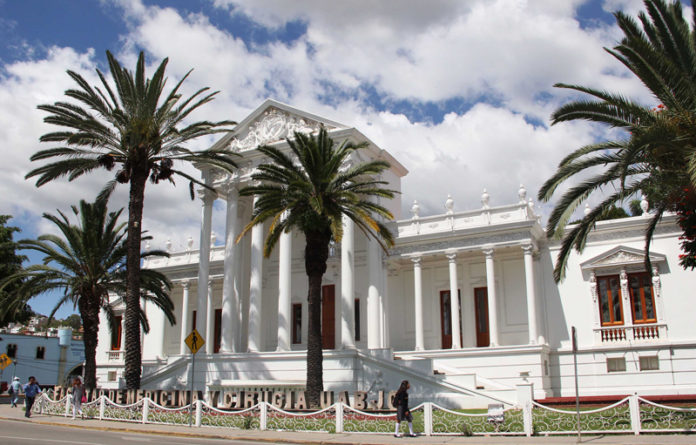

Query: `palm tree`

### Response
(538, 0, 696, 281)
(238, 127, 396, 406)
(28, 50, 237, 388)
(0, 194, 174, 389)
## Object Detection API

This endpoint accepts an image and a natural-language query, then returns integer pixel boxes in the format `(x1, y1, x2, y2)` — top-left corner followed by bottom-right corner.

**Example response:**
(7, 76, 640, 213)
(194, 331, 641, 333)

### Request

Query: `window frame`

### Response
(627, 272, 657, 324)
(110, 315, 122, 351)
(36, 346, 46, 360)
(292, 303, 302, 345)
(596, 275, 624, 326)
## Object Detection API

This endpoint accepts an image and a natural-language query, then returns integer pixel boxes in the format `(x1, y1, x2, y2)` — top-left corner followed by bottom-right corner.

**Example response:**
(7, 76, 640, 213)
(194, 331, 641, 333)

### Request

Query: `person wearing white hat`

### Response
(9, 377, 22, 408)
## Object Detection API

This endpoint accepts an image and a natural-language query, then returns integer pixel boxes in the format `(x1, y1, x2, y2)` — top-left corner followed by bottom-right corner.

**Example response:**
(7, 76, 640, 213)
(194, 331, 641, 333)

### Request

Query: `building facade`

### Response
(95, 100, 696, 408)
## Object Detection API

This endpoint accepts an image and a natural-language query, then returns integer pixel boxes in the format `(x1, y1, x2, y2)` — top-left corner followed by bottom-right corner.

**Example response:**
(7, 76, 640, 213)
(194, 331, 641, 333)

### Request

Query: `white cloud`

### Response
(0, 0, 666, 254)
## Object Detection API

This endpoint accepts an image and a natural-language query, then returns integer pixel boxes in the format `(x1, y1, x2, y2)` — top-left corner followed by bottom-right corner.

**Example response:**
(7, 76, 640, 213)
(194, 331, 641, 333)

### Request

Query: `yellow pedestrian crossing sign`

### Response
(0, 353, 11, 370)
(185, 329, 204, 354)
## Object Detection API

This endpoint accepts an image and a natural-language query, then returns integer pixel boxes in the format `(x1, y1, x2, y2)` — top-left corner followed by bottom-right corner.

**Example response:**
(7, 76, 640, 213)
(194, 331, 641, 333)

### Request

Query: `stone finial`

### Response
(584, 203, 591, 216)
(528, 198, 535, 212)
(410, 200, 420, 219)
(518, 184, 527, 203)
(165, 239, 172, 252)
(211, 231, 217, 246)
(145, 240, 151, 251)
(640, 194, 649, 216)
(445, 194, 454, 215)
(481, 189, 490, 209)
(187, 236, 194, 251)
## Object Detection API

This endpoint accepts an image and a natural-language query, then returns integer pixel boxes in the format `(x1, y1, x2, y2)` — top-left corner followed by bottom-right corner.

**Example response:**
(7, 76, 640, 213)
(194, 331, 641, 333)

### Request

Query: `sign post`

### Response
(184, 329, 204, 427)
(572, 326, 581, 441)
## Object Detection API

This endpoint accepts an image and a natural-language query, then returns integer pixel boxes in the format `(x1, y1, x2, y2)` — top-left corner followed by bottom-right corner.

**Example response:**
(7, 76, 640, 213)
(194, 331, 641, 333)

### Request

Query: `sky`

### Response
(0, 0, 686, 317)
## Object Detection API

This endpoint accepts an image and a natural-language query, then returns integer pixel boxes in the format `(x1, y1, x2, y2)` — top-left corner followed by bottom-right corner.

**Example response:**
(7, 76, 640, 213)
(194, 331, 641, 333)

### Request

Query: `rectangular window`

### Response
(628, 272, 657, 324)
(607, 357, 626, 373)
(214, 309, 222, 353)
(639, 355, 659, 371)
(36, 346, 45, 359)
(597, 275, 623, 326)
(6, 344, 17, 358)
(292, 303, 302, 344)
(354, 298, 361, 342)
(108, 371, 117, 382)
(110, 316, 122, 350)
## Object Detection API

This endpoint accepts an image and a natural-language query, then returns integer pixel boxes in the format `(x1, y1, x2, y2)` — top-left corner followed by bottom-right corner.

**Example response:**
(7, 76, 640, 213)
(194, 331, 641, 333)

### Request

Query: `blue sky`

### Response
(0, 0, 687, 317)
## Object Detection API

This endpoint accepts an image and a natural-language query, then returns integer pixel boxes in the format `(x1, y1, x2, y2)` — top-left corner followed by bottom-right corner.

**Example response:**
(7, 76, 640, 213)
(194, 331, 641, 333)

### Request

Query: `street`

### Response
(0, 419, 262, 445)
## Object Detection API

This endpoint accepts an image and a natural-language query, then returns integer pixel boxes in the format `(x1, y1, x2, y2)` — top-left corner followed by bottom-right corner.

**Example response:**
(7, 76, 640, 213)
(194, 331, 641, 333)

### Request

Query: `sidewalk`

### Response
(0, 403, 694, 445)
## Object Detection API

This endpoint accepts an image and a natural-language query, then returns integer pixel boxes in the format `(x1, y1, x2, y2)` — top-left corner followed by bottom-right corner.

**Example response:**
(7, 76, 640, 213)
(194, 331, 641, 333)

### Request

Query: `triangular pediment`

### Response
(580, 245, 666, 270)
(218, 99, 348, 152)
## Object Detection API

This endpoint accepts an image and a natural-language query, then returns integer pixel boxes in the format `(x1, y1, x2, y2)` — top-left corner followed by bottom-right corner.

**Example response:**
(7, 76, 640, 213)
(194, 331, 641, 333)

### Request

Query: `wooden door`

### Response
(439, 290, 462, 349)
(321, 285, 335, 349)
(214, 309, 222, 353)
(474, 287, 490, 347)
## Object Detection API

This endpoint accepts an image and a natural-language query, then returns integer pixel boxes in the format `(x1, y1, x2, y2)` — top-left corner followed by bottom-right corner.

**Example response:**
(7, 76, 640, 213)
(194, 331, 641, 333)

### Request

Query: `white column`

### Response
(277, 228, 292, 351)
(412, 256, 424, 351)
(179, 281, 191, 355)
(446, 252, 461, 349)
(144, 299, 166, 360)
(205, 279, 214, 354)
(247, 198, 264, 352)
(195, 189, 214, 349)
(340, 215, 356, 349)
(483, 248, 499, 347)
(523, 244, 538, 345)
(367, 238, 382, 349)
(221, 187, 240, 353)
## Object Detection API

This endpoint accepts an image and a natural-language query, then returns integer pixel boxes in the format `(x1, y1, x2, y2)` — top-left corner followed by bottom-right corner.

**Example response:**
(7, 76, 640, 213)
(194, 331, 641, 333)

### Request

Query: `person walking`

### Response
(71, 376, 84, 419)
(9, 377, 22, 407)
(23, 376, 41, 418)
(393, 380, 417, 437)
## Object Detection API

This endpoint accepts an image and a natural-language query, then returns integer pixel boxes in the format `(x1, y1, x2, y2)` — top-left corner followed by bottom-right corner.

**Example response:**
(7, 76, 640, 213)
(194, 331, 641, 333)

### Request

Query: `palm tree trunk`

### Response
(304, 229, 330, 407)
(78, 295, 100, 390)
(124, 168, 148, 390)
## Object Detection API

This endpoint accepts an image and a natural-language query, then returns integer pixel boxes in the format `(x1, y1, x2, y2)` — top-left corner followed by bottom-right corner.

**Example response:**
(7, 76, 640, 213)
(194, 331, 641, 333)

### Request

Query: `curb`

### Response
(0, 414, 392, 445)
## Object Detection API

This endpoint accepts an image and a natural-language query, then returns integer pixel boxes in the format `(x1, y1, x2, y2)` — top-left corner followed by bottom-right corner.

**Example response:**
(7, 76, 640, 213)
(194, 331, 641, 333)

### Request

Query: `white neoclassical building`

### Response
(96, 100, 696, 408)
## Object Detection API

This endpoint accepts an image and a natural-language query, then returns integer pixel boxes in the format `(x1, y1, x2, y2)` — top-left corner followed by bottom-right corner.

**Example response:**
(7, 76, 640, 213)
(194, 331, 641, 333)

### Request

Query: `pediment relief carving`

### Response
(580, 245, 666, 271)
(229, 107, 333, 152)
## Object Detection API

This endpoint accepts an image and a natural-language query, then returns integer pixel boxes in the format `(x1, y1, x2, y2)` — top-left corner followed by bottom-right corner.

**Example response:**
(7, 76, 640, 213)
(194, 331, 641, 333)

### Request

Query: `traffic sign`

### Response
(184, 329, 204, 354)
(0, 354, 11, 370)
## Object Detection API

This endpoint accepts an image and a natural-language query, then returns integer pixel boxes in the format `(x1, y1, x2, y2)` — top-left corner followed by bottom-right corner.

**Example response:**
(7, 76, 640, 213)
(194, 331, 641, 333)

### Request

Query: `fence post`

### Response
(629, 394, 641, 435)
(195, 399, 202, 427)
(424, 402, 433, 436)
(142, 398, 149, 424)
(260, 402, 267, 431)
(99, 395, 105, 420)
(523, 401, 533, 437)
(65, 394, 71, 417)
(335, 403, 344, 433)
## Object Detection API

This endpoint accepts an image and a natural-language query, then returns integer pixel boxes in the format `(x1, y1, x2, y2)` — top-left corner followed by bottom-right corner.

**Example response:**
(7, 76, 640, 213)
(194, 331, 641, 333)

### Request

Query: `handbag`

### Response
(81, 394, 87, 403)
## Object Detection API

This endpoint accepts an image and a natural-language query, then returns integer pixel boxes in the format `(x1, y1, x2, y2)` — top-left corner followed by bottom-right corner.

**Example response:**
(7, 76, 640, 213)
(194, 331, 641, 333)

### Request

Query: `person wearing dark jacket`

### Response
(393, 380, 416, 437)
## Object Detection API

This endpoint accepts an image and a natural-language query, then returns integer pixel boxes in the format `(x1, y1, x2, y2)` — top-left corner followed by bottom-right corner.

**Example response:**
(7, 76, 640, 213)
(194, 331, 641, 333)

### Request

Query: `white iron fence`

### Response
(31, 393, 696, 436)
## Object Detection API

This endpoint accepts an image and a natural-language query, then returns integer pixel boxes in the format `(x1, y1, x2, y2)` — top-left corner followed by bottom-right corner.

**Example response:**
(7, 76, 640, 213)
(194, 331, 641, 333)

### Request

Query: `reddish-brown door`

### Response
(439, 290, 462, 349)
(321, 285, 335, 349)
(214, 309, 222, 353)
(474, 287, 490, 347)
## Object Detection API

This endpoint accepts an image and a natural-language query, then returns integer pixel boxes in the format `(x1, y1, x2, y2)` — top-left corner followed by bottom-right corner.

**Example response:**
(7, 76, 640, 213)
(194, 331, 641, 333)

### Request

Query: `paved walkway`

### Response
(0, 403, 694, 445)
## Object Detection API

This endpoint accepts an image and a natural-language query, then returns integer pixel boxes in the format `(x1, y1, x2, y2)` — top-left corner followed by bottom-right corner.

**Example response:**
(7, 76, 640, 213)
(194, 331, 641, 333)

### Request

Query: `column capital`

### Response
(410, 256, 422, 266)
(445, 250, 457, 262)
(180, 280, 191, 290)
(522, 243, 535, 255)
(482, 247, 494, 259)
(198, 188, 217, 205)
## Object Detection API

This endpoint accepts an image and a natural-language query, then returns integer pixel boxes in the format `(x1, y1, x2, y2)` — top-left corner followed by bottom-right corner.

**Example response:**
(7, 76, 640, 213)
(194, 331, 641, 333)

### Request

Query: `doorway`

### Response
(439, 290, 462, 349)
(474, 287, 490, 347)
(321, 285, 335, 349)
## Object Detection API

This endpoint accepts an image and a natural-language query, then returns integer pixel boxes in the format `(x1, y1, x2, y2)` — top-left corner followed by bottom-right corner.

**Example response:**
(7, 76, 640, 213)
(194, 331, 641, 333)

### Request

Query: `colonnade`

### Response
(187, 184, 387, 355)
(409, 243, 541, 350)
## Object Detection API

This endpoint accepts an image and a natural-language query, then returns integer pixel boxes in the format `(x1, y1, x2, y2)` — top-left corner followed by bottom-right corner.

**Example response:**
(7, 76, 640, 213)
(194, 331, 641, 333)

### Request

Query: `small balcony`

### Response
(106, 350, 125, 362)
(594, 323, 667, 344)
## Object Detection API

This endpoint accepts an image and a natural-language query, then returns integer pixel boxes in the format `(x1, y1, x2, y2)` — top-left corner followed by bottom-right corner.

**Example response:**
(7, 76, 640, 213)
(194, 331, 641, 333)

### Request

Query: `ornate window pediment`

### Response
(580, 245, 666, 273)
